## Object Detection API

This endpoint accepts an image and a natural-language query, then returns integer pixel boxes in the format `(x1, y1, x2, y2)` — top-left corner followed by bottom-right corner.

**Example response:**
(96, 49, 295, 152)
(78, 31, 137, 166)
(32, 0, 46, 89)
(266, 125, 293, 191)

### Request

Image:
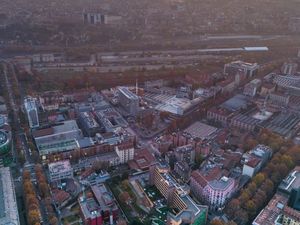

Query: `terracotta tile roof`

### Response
(191, 170, 208, 187)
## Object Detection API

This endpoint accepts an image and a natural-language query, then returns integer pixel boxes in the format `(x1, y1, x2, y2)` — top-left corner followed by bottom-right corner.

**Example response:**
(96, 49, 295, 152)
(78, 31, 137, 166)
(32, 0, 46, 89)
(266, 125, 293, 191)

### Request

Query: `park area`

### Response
(107, 177, 170, 225)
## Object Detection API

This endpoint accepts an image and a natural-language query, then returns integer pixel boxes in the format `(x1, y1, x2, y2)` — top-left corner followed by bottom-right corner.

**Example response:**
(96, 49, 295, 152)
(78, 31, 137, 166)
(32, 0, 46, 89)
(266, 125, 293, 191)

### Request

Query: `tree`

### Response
(210, 219, 224, 225)
(253, 190, 267, 209)
(39, 182, 50, 198)
(278, 163, 289, 178)
(235, 209, 248, 225)
(271, 171, 281, 184)
(247, 182, 257, 196)
(226, 222, 237, 225)
(18, 152, 26, 165)
(31, 150, 40, 163)
(23, 180, 35, 195)
(239, 190, 250, 204)
(27, 209, 40, 225)
(245, 200, 257, 218)
(244, 137, 258, 151)
(225, 199, 240, 219)
(26, 194, 39, 206)
(195, 153, 204, 168)
(23, 170, 31, 180)
(253, 173, 265, 187)
(281, 154, 295, 170)
(261, 179, 274, 196)
(49, 215, 58, 225)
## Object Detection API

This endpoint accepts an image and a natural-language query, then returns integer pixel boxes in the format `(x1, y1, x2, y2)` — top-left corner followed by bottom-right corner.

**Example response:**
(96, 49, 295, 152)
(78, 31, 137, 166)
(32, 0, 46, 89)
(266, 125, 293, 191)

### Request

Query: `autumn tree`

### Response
(49, 215, 58, 225)
(225, 199, 240, 219)
(27, 209, 40, 225)
(23, 169, 31, 180)
(252, 173, 265, 187)
(210, 219, 224, 225)
(235, 209, 248, 225)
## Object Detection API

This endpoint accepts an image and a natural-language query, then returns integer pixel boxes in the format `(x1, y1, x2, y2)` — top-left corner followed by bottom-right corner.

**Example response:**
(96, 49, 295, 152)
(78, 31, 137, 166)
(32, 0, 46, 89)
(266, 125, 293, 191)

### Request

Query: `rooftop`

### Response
(0, 167, 20, 225)
(226, 60, 259, 69)
(24, 96, 37, 111)
(253, 193, 288, 225)
(155, 96, 202, 116)
(118, 86, 139, 100)
(80, 112, 99, 129)
(91, 184, 118, 212)
(221, 94, 249, 111)
(184, 121, 218, 140)
(49, 160, 72, 174)
(264, 112, 300, 137)
(279, 167, 300, 194)
(79, 197, 101, 220)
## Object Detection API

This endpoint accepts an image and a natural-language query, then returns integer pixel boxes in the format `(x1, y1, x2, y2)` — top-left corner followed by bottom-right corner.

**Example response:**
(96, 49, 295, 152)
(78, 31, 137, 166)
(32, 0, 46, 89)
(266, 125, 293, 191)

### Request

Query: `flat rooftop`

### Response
(226, 60, 259, 69)
(155, 96, 201, 116)
(38, 139, 79, 155)
(24, 97, 37, 111)
(251, 111, 273, 121)
(253, 193, 288, 225)
(52, 120, 80, 134)
(49, 160, 72, 174)
(221, 94, 248, 111)
(184, 121, 218, 140)
(91, 184, 118, 212)
(0, 167, 20, 225)
(279, 167, 300, 194)
(118, 86, 139, 100)
(264, 113, 300, 137)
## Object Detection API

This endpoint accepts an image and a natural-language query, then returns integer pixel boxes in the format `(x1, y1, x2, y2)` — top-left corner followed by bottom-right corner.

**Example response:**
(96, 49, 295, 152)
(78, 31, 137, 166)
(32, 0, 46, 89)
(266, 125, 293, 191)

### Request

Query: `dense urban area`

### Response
(1, 1, 300, 225)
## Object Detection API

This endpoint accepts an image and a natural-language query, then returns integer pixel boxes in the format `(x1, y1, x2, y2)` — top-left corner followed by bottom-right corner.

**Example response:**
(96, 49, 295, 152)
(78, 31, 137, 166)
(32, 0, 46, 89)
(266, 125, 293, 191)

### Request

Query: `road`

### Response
(2, 62, 32, 164)
(1, 61, 51, 224)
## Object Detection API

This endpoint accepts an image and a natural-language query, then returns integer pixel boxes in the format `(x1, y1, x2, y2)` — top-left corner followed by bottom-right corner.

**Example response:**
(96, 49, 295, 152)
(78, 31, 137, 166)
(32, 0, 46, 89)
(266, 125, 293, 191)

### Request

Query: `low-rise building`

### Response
(33, 120, 83, 157)
(49, 160, 73, 182)
(281, 63, 298, 75)
(95, 107, 128, 132)
(269, 92, 290, 107)
(252, 193, 288, 225)
(242, 145, 273, 177)
(224, 61, 259, 78)
(260, 83, 276, 96)
(78, 112, 101, 137)
(207, 107, 235, 126)
(0, 167, 20, 225)
(244, 79, 262, 97)
(242, 157, 262, 177)
(281, 206, 300, 225)
(91, 184, 118, 223)
(230, 114, 260, 131)
(184, 121, 218, 141)
(79, 195, 103, 225)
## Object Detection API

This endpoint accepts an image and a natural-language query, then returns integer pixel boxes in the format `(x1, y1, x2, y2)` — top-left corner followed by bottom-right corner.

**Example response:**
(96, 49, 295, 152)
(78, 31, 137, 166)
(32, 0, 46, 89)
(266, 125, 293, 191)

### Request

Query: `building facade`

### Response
(0, 167, 20, 225)
(115, 143, 134, 164)
(24, 96, 39, 128)
(49, 160, 74, 182)
(190, 170, 236, 210)
(117, 87, 139, 116)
